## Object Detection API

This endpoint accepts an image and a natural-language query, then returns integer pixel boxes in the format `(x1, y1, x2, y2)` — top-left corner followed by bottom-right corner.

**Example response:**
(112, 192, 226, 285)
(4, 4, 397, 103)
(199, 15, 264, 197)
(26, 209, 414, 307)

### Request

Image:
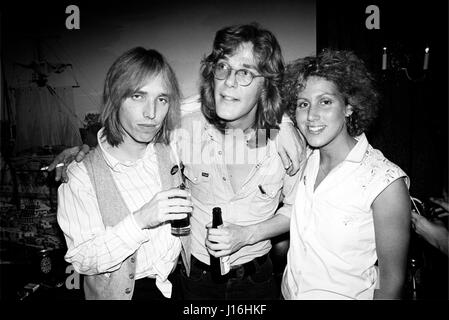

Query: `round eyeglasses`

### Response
(213, 62, 265, 87)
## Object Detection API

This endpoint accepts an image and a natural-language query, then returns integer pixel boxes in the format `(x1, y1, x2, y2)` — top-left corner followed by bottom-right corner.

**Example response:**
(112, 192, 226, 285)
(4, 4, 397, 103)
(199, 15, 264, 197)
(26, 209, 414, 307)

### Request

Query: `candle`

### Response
(382, 47, 387, 70)
(423, 47, 429, 70)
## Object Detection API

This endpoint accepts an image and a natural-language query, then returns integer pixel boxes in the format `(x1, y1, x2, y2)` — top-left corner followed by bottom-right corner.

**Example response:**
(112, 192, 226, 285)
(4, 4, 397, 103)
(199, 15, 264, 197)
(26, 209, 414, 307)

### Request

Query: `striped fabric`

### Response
(57, 129, 181, 292)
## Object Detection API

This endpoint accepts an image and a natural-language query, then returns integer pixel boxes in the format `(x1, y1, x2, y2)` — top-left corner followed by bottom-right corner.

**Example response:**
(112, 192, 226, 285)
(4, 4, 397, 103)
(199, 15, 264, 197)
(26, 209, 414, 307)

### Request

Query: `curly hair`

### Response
(200, 23, 284, 132)
(282, 49, 379, 136)
(101, 47, 181, 146)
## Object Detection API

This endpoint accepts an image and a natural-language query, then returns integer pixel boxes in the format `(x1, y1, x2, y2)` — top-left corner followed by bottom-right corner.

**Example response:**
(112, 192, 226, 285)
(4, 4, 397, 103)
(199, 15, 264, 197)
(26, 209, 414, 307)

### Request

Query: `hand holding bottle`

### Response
(206, 221, 252, 257)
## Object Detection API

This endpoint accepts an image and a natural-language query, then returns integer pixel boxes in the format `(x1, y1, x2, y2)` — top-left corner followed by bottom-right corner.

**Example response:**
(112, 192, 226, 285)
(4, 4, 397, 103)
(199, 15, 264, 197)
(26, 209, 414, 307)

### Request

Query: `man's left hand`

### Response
(277, 122, 306, 176)
(205, 222, 252, 257)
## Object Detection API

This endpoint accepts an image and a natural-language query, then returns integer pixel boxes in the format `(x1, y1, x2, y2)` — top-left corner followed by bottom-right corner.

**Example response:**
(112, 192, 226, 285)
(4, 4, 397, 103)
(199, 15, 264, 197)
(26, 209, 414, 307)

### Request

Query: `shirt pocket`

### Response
(183, 165, 213, 203)
(254, 182, 282, 200)
(246, 182, 283, 218)
(183, 165, 199, 184)
(250, 181, 283, 212)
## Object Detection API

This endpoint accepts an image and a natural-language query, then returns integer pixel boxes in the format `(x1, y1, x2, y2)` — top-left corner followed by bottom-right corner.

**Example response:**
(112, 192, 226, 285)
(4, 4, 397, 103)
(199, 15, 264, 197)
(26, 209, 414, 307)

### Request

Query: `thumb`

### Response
(75, 144, 91, 162)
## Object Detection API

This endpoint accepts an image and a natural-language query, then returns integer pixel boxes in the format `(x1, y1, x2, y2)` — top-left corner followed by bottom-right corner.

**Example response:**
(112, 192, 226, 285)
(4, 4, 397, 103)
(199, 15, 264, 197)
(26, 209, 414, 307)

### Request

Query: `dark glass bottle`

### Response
(210, 207, 225, 283)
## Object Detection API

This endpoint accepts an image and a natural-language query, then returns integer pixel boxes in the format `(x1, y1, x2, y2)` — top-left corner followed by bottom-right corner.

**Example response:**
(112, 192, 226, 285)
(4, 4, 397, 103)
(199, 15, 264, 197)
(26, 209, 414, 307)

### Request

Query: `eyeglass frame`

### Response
(212, 61, 266, 87)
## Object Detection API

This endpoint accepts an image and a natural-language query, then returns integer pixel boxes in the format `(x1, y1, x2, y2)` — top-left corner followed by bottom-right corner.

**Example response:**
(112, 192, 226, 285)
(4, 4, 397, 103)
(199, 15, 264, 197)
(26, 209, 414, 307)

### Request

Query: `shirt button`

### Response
(125, 288, 132, 294)
(130, 257, 136, 263)
(129, 273, 135, 280)
(218, 151, 222, 155)
(222, 177, 226, 181)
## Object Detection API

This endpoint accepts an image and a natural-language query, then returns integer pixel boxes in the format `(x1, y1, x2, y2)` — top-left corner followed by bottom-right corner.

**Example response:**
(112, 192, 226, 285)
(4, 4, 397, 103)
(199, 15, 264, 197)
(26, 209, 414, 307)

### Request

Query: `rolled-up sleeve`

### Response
(57, 162, 150, 275)
(276, 170, 300, 219)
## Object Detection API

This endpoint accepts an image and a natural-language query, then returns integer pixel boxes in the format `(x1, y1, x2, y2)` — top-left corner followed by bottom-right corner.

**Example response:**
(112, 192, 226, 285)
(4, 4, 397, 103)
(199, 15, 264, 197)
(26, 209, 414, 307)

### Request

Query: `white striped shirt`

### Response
(57, 129, 181, 297)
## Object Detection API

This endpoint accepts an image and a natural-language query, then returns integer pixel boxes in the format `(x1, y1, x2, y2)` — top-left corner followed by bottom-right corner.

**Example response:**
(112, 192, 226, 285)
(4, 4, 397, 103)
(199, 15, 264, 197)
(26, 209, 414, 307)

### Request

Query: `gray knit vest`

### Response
(82, 143, 191, 300)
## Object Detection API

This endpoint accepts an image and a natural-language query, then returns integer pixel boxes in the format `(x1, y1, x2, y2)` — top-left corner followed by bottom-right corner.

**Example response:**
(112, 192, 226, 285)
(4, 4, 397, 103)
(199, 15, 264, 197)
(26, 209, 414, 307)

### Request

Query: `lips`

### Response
(138, 124, 157, 128)
(306, 125, 326, 134)
(220, 93, 239, 102)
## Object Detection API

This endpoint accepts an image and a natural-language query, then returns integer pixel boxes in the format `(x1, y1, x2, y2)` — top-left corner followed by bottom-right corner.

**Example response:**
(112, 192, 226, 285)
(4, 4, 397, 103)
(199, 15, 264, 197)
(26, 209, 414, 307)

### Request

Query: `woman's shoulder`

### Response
(363, 144, 409, 187)
(364, 145, 399, 168)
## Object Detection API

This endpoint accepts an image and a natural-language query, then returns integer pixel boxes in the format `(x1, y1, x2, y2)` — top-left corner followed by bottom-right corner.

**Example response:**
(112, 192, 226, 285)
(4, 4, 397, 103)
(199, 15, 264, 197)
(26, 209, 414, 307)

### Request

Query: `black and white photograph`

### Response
(0, 0, 447, 314)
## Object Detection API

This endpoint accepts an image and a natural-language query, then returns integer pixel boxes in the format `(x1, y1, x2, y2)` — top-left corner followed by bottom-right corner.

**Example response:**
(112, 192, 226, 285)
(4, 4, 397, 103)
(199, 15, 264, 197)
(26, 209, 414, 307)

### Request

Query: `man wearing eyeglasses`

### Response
(172, 23, 304, 300)
(46, 23, 304, 300)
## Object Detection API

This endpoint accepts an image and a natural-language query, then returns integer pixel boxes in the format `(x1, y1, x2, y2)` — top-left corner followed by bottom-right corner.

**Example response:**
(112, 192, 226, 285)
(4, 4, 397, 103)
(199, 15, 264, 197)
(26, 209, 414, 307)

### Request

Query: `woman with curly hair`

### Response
(281, 49, 411, 299)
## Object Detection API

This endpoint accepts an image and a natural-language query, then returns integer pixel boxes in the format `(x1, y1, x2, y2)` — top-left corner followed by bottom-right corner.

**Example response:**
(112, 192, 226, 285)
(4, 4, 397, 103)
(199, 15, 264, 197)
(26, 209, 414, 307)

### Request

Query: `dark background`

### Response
(316, 0, 448, 300)
(317, 0, 448, 199)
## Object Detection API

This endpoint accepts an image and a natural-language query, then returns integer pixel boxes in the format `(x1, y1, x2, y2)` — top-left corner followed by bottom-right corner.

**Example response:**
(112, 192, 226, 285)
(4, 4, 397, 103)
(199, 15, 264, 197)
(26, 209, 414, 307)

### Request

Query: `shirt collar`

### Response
(96, 128, 156, 171)
(202, 121, 273, 158)
(309, 133, 368, 164)
(203, 121, 223, 143)
(344, 133, 369, 163)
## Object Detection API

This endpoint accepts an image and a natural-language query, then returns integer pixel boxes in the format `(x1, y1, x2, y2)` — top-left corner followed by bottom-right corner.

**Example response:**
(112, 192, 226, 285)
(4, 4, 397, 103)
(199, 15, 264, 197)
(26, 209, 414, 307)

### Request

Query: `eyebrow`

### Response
(219, 58, 258, 71)
(242, 63, 258, 71)
(133, 90, 147, 95)
(133, 89, 170, 96)
(298, 92, 338, 99)
(318, 92, 338, 97)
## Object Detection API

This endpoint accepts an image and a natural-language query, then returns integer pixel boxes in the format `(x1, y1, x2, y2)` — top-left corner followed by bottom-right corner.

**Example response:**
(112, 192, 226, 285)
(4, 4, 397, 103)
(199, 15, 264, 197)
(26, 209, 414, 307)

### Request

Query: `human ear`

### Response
(345, 104, 354, 117)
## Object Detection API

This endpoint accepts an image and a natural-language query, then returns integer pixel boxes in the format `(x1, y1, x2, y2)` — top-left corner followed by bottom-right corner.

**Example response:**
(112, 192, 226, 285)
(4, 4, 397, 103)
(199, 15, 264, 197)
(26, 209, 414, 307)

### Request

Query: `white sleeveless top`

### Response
(282, 134, 409, 300)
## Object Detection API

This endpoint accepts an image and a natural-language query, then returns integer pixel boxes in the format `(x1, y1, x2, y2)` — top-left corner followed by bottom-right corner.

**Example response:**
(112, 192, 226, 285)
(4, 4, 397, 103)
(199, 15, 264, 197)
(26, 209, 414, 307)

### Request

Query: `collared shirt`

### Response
(281, 133, 409, 300)
(57, 128, 181, 298)
(173, 104, 299, 266)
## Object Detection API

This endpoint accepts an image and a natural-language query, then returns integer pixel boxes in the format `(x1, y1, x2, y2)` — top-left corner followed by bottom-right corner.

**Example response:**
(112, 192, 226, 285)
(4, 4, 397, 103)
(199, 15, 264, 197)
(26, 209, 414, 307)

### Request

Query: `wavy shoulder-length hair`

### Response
(283, 49, 380, 136)
(101, 47, 181, 146)
(200, 23, 284, 132)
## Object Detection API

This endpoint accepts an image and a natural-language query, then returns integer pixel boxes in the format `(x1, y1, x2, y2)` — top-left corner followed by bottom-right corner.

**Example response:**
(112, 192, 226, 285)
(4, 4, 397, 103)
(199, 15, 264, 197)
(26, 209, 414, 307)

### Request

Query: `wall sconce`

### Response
(381, 45, 430, 82)
(423, 47, 429, 70)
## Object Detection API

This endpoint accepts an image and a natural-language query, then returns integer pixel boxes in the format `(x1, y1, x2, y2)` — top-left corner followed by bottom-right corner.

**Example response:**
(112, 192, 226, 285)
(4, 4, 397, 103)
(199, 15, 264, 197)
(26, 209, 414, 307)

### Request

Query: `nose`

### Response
(307, 104, 319, 121)
(143, 100, 156, 119)
(224, 69, 238, 88)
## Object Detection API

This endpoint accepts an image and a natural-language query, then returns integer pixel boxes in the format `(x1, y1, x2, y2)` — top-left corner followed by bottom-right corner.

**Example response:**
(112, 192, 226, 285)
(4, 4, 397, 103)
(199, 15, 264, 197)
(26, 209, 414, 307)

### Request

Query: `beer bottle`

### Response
(210, 207, 225, 282)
